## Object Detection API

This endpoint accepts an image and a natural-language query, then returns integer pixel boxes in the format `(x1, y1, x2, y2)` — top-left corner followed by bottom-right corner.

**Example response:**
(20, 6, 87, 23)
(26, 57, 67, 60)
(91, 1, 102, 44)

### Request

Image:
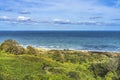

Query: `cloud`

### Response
(76, 21, 120, 26)
(0, 16, 9, 21)
(0, 16, 119, 26)
(19, 10, 31, 14)
(0, 0, 120, 30)
(51, 19, 120, 26)
(17, 16, 31, 21)
(52, 19, 72, 24)
(76, 21, 101, 25)
(0, 16, 33, 24)
(112, 18, 120, 21)
(89, 16, 103, 19)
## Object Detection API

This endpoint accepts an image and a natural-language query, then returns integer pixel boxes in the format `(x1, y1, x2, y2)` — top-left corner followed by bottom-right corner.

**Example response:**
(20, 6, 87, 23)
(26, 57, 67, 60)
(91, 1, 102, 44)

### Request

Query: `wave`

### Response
(20, 44, 120, 52)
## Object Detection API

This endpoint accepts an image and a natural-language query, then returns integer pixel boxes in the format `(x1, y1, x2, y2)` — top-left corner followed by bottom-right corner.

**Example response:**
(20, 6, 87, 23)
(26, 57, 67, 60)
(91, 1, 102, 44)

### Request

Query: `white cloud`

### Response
(0, 15, 119, 26)
(53, 18, 70, 22)
(17, 16, 31, 21)
(0, 16, 9, 20)
(53, 18, 71, 24)
(53, 19, 62, 22)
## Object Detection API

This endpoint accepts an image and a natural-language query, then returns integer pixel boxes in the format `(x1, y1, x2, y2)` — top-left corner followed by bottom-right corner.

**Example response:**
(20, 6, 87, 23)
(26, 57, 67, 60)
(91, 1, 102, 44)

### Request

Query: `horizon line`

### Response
(0, 30, 120, 31)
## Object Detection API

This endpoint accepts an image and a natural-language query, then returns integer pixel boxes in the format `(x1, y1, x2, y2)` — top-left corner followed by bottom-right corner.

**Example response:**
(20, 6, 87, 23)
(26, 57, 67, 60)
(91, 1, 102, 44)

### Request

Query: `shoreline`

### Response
(36, 47, 120, 54)
(1, 39, 120, 54)
(20, 44, 120, 53)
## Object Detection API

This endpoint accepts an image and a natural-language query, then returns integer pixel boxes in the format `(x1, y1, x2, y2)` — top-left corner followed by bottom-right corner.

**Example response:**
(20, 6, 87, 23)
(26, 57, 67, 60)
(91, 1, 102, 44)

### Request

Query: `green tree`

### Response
(0, 39, 25, 54)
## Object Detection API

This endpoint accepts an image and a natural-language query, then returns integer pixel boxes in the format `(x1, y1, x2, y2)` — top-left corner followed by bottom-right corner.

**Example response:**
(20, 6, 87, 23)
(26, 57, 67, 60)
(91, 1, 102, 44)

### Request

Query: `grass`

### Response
(0, 50, 120, 80)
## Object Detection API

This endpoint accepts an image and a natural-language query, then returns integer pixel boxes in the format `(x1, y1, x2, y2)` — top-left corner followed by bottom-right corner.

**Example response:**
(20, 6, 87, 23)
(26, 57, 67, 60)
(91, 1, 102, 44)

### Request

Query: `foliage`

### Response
(68, 71, 80, 80)
(89, 63, 109, 77)
(0, 39, 25, 54)
(26, 46, 37, 55)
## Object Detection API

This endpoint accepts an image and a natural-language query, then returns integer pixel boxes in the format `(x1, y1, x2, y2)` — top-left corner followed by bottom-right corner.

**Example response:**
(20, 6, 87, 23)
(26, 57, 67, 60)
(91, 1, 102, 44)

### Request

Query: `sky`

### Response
(0, 0, 120, 31)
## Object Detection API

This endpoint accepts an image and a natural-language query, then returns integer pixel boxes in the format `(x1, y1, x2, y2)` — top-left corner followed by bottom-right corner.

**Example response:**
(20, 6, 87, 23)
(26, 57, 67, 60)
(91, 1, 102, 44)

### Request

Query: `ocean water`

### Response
(0, 31, 120, 52)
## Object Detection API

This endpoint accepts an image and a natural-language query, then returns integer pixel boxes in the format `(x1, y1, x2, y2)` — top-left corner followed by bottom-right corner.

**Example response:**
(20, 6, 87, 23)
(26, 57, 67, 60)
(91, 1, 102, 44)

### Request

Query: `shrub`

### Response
(68, 71, 80, 80)
(26, 46, 37, 54)
(23, 75, 34, 80)
(89, 63, 109, 77)
(106, 58, 119, 72)
(116, 57, 120, 79)
(47, 50, 65, 62)
(0, 74, 3, 80)
(0, 39, 25, 54)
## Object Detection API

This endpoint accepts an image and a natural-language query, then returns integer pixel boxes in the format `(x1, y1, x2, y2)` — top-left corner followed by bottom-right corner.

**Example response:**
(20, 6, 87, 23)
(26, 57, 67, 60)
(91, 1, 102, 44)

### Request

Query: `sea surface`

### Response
(0, 31, 120, 52)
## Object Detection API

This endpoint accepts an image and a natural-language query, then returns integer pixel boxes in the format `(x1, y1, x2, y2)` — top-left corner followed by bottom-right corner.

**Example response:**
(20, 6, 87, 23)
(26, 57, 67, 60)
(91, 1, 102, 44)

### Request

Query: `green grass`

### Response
(0, 50, 120, 80)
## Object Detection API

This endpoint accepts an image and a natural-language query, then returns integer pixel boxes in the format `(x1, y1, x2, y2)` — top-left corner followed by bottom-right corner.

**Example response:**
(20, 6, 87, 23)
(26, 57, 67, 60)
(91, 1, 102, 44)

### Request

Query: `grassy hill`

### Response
(0, 40, 120, 80)
(0, 50, 120, 80)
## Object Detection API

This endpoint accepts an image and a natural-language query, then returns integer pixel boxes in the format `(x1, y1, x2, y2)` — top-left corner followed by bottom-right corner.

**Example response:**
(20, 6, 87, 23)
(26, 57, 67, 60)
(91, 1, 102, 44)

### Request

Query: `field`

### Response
(0, 49, 120, 80)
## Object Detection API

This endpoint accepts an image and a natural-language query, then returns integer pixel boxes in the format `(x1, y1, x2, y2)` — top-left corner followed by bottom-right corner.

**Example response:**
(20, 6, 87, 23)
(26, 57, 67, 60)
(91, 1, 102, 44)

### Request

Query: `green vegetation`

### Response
(0, 39, 25, 54)
(0, 39, 120, 80)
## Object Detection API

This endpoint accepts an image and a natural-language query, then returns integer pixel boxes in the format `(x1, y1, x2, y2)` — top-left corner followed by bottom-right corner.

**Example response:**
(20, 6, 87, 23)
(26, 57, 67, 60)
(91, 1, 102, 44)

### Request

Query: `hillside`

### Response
(0, 50, 120, 80)
(0, 40, 120, 80)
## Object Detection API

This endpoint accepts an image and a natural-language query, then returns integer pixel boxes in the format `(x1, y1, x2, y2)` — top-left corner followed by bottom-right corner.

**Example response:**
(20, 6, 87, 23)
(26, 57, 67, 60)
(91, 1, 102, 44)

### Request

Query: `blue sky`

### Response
(0, 0, 120, 30)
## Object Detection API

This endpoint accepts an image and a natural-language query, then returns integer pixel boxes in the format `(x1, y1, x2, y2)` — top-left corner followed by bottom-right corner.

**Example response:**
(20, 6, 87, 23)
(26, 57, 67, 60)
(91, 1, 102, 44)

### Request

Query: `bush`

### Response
(23, 74, 49, 80)
(105, 72, 114, 80)
(26, 46, 37, 54)
(0, 39, 25, 54)
(117, 57, 120, 73)
(106, 58, 119, 72)
(68, 71, 80, 80)
(89, 63, 109, 77)
(48, 50, 64, 62)
(0, 74, 3, 80)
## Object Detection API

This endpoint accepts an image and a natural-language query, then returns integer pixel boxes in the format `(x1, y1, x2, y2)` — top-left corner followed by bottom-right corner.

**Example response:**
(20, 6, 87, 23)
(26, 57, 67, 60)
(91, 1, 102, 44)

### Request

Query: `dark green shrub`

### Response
(0, 73, 3, 80)
(68, 71, 80, 80)
(0, 39, 25, 54)
(89, 63, 109, 77)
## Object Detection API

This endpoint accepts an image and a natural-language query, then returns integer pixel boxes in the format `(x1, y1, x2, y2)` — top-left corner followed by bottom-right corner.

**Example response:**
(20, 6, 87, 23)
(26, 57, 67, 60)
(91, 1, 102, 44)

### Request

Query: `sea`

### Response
(0, 31, 120, 52)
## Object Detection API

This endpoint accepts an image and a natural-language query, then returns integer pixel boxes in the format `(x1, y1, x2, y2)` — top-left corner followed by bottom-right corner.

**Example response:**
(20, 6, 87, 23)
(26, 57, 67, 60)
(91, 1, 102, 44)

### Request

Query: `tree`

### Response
(0, 39, 25, 54)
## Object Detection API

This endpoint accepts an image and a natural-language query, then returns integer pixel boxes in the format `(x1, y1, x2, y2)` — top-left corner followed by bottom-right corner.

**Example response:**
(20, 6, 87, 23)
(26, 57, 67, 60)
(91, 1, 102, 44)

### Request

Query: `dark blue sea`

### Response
(0, 31, 120, 52)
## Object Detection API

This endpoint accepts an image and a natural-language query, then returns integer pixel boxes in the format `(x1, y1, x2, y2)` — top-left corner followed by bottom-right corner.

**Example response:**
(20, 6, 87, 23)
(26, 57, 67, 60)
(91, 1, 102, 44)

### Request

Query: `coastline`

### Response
(1, 31, 120, 52)
(1, 39, 120, 80)
(36, 47, 120, 54)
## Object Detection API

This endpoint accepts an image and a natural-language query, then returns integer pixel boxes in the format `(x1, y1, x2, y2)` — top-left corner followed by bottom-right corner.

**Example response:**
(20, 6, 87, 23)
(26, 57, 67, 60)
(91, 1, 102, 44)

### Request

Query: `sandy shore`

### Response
(36, 47, 120, 54)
